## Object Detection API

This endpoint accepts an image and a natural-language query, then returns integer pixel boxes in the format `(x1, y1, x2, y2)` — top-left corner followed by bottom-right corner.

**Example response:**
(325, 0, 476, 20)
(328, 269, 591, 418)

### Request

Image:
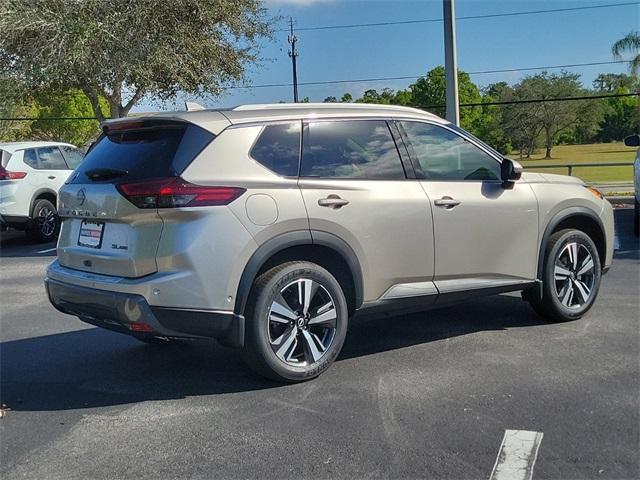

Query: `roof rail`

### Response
(231, 103, 428, 114)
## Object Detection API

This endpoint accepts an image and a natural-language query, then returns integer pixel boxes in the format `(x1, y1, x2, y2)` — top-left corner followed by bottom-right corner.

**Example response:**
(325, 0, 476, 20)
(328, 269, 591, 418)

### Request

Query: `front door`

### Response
(398, 120, 539, 293)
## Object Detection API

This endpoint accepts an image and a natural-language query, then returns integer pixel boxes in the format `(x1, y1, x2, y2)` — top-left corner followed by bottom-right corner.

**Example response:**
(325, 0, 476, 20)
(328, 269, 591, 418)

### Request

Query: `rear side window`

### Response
(37, 146, 69, 170)
(60, 146, 85, 169)
(301, 120, 405, 180)
(250, 123, 301, 177)
(69, 121, 214, 183)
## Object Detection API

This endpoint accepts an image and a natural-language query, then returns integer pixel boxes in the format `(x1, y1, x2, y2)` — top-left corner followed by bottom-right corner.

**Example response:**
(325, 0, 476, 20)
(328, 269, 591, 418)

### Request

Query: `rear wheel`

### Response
(27, 199, 59, 243)
(528, 229, 601, 322)
(243, 261, 348, 382)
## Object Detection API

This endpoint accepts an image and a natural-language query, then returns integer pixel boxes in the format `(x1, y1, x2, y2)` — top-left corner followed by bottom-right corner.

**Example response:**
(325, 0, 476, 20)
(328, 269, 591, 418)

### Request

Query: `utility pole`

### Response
(288, 17, 299, 103)
(443, 0, 460, 125)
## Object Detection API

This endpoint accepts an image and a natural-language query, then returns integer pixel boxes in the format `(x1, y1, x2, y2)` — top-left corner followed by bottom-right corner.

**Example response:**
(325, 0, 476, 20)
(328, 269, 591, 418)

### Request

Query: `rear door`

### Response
(35, 146, 71, 192)
(298, 119, 435, 303)
(57, 120, 216, 278)
(399, 120, 538, 290)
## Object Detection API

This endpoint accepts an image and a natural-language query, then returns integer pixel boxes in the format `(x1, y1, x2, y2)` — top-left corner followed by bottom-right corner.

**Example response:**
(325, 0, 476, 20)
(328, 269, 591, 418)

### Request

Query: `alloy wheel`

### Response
(553, 242, 596, 309)
(268, 278, 338, 366)
(37, 206, 57, 237)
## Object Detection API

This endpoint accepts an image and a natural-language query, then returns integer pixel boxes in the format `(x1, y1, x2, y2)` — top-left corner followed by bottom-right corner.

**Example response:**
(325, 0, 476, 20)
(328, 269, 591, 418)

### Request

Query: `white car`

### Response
(624, 134, 640, 237)
(0, 141, 85, 242)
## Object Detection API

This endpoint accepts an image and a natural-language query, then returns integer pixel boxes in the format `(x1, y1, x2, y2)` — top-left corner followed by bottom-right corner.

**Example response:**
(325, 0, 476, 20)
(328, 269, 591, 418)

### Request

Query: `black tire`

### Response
(242, 261, 348, 383)
(27, 199, 60, 243)
(634, 197, 639, 237)
(528, 229, 601, 322)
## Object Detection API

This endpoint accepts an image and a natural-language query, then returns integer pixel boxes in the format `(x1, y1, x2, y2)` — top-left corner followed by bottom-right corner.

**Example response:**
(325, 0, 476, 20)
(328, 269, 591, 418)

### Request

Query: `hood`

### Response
(538, 173, 585, 185)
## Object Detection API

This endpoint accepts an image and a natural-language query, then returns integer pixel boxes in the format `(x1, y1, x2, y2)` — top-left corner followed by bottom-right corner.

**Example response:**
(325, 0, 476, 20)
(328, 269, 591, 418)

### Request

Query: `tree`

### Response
(503, 72, 586, 159)
(0, 76, 36, 142)
(323, 96, 338, 103)
(612, 31, 640, 76)
(409, 66, 482, 131)
(340, 93, 353, 103)
(470, 82, 511, 154)
(0, 0, 273, 120)
(30, 89, 108, 146)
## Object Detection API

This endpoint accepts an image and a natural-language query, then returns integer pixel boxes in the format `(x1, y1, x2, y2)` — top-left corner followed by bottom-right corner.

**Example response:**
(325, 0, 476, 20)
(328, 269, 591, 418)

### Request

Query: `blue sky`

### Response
(137, 0, 639, 111)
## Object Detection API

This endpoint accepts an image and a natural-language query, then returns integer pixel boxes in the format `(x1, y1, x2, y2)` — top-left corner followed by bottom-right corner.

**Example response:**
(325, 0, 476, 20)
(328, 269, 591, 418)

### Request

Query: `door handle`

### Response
(48, 176, 56, 180)
(434, 196, 461, 209)
(318, 194, 349, 209)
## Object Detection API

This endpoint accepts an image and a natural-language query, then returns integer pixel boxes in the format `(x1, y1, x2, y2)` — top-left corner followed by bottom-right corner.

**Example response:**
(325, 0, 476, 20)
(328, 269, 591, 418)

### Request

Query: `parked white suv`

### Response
(0, 141, 85, 242)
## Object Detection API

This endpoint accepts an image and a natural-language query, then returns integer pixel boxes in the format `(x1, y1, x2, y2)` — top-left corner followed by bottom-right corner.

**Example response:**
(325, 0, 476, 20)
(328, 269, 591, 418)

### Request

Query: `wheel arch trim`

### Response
(537, 206, 606, 280)
(233, 230, 364, 316)
(30, 188, 58, 217)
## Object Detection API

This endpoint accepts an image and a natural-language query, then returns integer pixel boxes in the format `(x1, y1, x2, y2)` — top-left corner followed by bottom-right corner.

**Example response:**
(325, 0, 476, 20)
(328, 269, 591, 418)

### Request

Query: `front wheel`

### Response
(242, 261, 348, 383)
(528, 229, 601, 322)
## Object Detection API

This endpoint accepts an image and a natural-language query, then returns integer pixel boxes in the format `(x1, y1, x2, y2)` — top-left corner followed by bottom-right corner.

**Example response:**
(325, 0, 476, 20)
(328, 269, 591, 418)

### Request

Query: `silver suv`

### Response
(45, 103, 614, 382)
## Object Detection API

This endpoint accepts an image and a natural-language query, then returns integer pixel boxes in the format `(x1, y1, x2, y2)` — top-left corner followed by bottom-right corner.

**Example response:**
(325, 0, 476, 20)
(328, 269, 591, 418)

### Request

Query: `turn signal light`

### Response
(116, 177, 245, 209)
(585, 186, 604, 200)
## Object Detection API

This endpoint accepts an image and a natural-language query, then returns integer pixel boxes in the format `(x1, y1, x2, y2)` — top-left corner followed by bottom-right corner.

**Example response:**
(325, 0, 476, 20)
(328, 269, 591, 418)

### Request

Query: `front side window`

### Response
(301, 120, 405, 180)
(60, 146, 85, 169)
(250, 122, 301, 177)
(37, 146, 68, 170)
(401, 121, 501, 181)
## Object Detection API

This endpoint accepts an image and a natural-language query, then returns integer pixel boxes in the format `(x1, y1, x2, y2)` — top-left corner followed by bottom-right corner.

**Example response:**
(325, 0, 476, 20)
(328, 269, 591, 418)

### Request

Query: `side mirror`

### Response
(501, 158, 523, 183)
(624, 134, 640, 147)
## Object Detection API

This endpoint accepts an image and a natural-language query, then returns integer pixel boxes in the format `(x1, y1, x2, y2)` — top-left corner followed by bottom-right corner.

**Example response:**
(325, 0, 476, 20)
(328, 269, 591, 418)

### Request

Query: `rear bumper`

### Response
(45, 278, 245, 347)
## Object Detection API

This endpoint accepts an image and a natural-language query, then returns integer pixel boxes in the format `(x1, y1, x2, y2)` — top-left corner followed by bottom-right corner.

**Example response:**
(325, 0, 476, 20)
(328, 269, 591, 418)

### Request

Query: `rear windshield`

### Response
(69, 120, 214, 183)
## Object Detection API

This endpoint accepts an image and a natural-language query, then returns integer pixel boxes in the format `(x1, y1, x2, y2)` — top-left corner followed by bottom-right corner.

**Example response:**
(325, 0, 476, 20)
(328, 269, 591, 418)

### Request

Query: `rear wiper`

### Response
(85, 168, 128, 181)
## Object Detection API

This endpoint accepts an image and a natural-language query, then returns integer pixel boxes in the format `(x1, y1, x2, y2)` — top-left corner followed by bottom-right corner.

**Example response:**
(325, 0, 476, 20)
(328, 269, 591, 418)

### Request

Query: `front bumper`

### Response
(45, 278, 245, 347)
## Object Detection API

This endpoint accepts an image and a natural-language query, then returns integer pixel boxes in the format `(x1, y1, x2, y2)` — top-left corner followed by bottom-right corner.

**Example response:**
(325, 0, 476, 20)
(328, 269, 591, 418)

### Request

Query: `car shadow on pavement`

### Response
(0, 230, 56, 258)
(1, 294, 547, 412)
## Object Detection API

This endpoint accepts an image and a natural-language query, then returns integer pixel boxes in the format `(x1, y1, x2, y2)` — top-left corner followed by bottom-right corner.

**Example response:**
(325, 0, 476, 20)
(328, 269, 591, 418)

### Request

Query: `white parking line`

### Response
(37, 247, 57, 254)
(490, 430, 544, 480)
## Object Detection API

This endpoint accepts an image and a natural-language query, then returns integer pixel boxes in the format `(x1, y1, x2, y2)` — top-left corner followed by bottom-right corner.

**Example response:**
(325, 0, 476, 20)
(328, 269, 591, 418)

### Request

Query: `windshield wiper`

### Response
(85, 168, 128, 181)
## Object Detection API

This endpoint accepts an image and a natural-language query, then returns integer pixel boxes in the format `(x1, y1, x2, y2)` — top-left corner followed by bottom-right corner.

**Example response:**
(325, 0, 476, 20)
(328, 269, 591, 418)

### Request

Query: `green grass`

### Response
(511, 142, 635, 183)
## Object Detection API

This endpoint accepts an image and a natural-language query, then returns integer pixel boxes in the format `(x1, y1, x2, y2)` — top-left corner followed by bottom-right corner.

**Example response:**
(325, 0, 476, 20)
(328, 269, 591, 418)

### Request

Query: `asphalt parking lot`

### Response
(1, 208, 638, 480)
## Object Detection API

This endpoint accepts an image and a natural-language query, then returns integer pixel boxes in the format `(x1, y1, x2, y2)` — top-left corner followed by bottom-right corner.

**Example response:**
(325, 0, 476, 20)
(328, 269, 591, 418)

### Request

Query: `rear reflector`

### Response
(116, 177, 245, 209)
(130, 322, 154, 333)
(0, 166, 27, 180)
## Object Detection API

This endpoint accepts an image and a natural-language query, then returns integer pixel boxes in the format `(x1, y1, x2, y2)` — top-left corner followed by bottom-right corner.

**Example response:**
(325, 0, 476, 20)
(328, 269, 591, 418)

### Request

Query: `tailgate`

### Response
(57, 183, 163, 277)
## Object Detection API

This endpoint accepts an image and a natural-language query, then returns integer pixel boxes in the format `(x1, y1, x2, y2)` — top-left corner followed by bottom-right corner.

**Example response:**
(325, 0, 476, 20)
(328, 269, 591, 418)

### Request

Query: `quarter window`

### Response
(401, 122, 501, 181)
(250, 123, 301, 177)
(23, 149, 39, 169)
(301, 120, 405, 180)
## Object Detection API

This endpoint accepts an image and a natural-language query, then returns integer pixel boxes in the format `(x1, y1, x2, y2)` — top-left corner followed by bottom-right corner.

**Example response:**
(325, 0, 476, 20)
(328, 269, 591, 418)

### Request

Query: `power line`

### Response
(1, 93, 637, 121)
(227, 60, 630, 90)
(422, 92, 639, 110)
(277, 2, 639, 32)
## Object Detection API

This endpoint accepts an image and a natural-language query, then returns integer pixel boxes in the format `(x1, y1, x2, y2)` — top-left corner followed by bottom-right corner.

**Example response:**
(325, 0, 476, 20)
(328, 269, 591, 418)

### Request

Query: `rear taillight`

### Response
(116, 177, 245, 209)
(0, 166, 27, 180)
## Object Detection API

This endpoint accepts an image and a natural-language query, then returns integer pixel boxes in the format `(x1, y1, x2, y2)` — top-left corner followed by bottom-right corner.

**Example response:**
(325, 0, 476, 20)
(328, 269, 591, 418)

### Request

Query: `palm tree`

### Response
(612, 31, 640, 76)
